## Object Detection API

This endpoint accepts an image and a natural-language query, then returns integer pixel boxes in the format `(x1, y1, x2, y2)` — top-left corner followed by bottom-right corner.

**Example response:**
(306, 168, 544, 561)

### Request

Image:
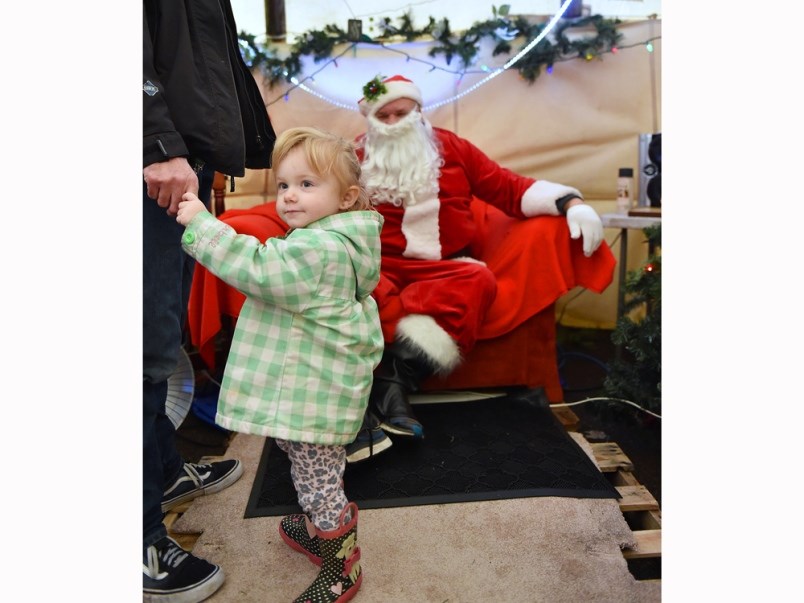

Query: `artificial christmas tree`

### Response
(604, 224, 661, 414)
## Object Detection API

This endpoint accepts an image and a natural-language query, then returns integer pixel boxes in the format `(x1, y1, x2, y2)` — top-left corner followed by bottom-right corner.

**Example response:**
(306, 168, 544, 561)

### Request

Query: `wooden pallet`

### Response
(590, 440, 662, 574)
(551, 407, 661, 581)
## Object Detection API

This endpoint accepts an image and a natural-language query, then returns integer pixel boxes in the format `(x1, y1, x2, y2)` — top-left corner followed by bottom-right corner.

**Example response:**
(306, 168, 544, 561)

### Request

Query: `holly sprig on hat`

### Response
(362, 76, 387, 102)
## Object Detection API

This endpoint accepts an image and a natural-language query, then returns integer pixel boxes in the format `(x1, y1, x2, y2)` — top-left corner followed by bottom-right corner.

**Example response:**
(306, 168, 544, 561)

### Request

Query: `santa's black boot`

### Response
(369, 339, 436, 438)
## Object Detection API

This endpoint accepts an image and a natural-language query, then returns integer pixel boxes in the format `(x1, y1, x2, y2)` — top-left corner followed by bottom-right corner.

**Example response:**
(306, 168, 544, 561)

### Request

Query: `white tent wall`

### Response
(222, 6, 662, 330)
(232, 1, 662, 40)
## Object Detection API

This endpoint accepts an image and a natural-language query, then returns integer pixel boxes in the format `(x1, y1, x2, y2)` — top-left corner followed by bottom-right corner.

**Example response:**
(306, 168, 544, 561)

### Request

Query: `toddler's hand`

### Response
(176, 193, 208, 226)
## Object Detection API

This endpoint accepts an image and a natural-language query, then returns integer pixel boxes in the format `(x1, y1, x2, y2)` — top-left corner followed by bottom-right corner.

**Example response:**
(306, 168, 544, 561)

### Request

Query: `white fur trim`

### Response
(396, 314, 461, 374)
(521, 180, 582, 217)
(359, 77, 423, 116)
(401, 196, 442, 260)
(450, 256, 487, 266)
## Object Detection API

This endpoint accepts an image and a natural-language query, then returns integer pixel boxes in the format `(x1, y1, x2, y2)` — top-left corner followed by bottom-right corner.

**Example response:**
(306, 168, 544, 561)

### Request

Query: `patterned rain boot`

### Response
(293, 502, 362, 603)
(279, 513, 322, 565)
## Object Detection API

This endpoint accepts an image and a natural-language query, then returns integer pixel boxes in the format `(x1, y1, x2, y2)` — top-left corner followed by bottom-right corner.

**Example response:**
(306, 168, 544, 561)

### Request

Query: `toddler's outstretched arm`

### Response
(176, 192, 209, 226)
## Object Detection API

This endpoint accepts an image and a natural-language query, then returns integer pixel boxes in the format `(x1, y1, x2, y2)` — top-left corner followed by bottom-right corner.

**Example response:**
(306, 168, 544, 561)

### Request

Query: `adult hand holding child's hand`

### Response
(176, 193, 208, 226)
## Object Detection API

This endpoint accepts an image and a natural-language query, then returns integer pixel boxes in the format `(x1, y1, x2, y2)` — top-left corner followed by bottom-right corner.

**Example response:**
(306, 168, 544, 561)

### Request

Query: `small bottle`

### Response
(616, 168, 634, 215)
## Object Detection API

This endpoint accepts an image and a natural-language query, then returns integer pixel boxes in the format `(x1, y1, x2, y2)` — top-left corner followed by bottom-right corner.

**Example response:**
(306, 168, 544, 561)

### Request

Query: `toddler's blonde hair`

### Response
(271, 126, 371, 211)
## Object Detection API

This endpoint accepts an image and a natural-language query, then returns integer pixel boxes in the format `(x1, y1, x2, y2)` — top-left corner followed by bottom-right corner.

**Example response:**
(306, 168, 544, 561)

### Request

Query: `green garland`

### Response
(239, 6, 623, 86)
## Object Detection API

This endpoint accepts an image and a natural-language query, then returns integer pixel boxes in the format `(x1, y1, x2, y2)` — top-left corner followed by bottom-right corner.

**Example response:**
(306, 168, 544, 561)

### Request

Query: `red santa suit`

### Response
(359, 126, 583, 374)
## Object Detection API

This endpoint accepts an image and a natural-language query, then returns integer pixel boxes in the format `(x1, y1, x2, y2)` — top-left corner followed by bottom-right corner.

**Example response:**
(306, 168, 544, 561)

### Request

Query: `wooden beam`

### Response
(551, 406, 579, 431)
(615, 485, 660, 513)
(265, 0, 286, 42)
(622, 530, 661, 559)
(590, 442, 635, 472)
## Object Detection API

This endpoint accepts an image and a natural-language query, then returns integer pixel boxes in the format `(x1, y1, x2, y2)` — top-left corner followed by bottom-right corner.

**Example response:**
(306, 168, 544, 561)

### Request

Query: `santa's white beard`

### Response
(361, 110, 443, 207)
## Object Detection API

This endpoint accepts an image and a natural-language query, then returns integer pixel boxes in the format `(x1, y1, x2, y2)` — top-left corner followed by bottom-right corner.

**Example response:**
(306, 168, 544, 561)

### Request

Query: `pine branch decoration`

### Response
(238, 10, 625, 87)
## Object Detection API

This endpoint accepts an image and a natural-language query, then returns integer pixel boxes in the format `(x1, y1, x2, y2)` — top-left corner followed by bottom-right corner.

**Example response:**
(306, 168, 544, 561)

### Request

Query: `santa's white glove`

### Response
(566, 204, 603, 257)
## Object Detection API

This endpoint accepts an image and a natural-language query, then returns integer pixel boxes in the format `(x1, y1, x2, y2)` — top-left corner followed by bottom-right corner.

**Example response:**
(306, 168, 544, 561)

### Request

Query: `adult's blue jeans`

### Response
(143, 166, 212, 551)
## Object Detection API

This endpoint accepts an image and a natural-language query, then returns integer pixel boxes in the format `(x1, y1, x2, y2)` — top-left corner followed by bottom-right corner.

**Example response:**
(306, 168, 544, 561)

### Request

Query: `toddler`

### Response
(177, 126, 384, 602)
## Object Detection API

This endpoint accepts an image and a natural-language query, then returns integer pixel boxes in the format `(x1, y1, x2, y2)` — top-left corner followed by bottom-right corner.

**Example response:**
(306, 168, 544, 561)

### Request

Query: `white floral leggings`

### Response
(275, 439, 348, 531)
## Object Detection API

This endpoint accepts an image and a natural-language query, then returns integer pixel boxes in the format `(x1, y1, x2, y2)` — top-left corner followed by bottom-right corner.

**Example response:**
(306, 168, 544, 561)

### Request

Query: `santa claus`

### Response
(346, 75, 605, 463)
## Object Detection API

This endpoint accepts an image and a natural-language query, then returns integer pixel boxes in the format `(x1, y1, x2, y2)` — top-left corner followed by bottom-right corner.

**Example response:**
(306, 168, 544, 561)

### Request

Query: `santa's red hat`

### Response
(358, 75, 423, 116)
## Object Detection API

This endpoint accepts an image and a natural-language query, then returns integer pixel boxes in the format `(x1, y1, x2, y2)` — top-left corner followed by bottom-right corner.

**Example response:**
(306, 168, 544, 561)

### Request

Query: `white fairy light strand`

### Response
(424, 0, 573, 111)
(289, 75, 356, 110)
(275, 0, 576, 111)
(268, 43, 360, 108)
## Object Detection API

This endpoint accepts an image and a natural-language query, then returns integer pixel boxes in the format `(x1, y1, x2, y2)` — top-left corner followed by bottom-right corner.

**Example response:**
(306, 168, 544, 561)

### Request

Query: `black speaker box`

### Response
(638, 133, 661, 207)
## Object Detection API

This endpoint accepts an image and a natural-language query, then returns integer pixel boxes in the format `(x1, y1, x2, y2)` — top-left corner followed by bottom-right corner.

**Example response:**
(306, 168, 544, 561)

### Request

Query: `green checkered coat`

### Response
(181, 210, 384, 445)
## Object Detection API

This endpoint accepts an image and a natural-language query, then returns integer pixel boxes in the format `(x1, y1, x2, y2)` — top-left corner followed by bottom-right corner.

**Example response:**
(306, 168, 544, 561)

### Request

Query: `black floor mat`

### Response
(244, 389, 619, 518)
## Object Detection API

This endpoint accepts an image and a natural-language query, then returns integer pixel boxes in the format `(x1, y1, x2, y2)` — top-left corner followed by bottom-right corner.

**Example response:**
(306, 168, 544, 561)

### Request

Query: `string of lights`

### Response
(266, 0, 572, 108)
(266, 32, 659, 110)
(249, 1, 659, 111)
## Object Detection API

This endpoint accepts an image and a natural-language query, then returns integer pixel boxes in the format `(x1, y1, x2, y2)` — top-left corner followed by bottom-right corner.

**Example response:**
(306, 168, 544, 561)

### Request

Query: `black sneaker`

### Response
(345, 411, 393, 464)
(162, 459, 243, 513)
(143, 536, 224, 603)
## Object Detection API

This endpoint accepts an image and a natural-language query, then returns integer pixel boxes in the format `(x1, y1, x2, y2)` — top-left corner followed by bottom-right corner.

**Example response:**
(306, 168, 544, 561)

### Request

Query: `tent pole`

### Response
(265, 0, 286, 42)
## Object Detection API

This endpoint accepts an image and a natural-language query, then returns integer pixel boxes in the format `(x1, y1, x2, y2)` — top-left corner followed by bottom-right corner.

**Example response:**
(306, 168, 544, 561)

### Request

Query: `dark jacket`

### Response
(143, 0, 275, 175)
